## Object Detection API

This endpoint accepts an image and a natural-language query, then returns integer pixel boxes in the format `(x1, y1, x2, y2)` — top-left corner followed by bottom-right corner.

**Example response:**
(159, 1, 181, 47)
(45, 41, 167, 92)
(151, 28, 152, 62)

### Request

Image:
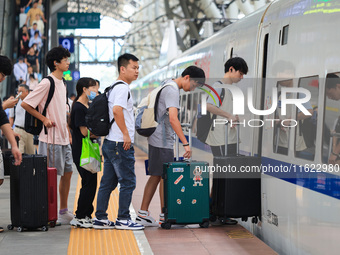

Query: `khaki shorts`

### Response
(38, 141, 73, 176)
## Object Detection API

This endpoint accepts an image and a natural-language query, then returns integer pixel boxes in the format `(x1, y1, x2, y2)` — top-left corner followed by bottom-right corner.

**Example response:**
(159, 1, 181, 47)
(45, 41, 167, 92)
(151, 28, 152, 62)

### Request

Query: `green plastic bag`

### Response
(80, 131, 101, 173)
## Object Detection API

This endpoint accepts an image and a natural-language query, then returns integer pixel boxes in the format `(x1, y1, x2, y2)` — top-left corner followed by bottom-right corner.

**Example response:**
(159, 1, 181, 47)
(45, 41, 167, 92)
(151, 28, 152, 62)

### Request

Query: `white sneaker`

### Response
(136, 210, 158, 227)
(57, 211, 74, 225)
(115, 219, 144, 230)
(93, 218, 115, 229)
(70, 216, 93, 228)
(159, 213, 165, 227)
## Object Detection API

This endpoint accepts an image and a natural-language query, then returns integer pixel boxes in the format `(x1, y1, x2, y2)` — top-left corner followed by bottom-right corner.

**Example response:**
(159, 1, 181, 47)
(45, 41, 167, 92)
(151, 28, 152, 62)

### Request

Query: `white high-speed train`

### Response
(131, 0, 340, 254)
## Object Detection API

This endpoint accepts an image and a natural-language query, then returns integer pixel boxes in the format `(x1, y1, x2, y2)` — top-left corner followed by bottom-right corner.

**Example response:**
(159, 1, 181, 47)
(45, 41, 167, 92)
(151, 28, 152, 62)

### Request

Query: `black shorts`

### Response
(148, 144, 174, 176)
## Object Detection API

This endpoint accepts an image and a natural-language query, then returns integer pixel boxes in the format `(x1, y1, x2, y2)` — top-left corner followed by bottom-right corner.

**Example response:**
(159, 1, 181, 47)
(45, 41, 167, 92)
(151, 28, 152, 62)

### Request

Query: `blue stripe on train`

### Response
(190, 136, 340, 200)
(261, 157, 340, 200)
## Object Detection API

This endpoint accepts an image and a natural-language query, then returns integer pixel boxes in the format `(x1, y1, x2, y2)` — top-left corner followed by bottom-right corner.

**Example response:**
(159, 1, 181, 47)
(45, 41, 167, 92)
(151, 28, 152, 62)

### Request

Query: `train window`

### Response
(180, 95, 187, 123)
(322, 72, 340, 164)
(185, 94, 192, 128)
(191, 93, 199, 134)
(279, 30, 281, 44)
(282, 25, 289, 45)
(294, 76, 318, 161)
(273, 79, 293, 156)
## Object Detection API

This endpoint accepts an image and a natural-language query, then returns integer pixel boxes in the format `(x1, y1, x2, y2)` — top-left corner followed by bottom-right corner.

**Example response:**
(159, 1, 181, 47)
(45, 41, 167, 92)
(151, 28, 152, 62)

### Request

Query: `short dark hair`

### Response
(45, 46, 71, 72)
(95, 79, 100, 87)
(326, 73, 340, 90)
(117, 53, 139, 74)
(181, 66, 206, 84)
(224, 57, 248, 74)
(0, 55, 13, 75)
(18, 84, 30, 91)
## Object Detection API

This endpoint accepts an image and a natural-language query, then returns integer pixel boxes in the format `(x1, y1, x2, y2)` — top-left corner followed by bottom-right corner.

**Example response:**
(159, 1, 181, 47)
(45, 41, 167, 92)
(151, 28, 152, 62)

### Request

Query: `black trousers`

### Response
(75, 164, 97, 219)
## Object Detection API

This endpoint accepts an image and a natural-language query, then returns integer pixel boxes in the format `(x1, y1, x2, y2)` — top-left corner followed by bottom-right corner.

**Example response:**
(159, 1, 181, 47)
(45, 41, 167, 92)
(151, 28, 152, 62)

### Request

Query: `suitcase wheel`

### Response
(241, 217, 248, 222)
(209, 215, 217, 222)
(252, 217, 258, 224)
(17, 226, 23, 232)
(161, 222, 171, 230)
(42, 226, 48, 232)
(199, 221, 209, 228)
(49, 221, 56, 228)
(7, 224, 13, 230)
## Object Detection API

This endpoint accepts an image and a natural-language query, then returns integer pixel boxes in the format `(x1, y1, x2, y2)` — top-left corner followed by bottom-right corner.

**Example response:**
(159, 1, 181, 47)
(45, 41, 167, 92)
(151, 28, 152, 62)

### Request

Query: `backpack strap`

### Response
(62, 77, 70, 111)
(105, 81, 129, 126)
(42, 76, 55, 134)
(154, 81, 178, 122)
(211, 81, 225, 131)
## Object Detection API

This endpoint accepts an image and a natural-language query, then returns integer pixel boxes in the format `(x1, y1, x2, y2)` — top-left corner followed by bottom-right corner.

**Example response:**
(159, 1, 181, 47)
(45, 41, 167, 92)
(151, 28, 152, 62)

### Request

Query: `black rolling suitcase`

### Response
(2, 136, 20, 176)
(8, 154, 49, 232)
(3, 150, 12, 176)
(211, 124, 261, 223)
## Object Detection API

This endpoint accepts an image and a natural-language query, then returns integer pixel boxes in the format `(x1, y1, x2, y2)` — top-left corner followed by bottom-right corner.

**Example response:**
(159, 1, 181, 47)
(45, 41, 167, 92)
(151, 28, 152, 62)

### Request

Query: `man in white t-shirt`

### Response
(93, 53, 144, 230)
(13, 56, 27, 85)
(22, 46, 74, 225)
(9, 84, 35, 154)
(205, 57, 248, 226)
(206, 57, 248, 157)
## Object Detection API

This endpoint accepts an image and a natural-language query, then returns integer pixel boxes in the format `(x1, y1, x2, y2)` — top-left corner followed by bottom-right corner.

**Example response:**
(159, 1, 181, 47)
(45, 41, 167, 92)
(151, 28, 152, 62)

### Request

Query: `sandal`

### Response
(0, 227, 4, 233)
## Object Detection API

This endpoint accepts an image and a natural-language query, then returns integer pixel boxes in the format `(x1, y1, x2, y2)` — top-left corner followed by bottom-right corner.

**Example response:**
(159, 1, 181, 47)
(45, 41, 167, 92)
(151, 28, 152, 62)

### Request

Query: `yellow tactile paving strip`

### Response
(67, 171, 141, 255)
(226, 229, 255, 239)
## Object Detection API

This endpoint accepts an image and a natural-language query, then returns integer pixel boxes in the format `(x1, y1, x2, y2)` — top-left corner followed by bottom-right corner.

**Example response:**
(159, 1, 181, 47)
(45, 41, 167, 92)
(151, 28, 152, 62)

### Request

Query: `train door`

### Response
(256, 27, 269, 157)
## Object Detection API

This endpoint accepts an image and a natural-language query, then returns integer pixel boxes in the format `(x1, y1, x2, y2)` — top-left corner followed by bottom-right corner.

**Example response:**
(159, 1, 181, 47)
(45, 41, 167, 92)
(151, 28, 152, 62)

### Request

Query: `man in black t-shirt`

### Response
(0, 55, 23, 233)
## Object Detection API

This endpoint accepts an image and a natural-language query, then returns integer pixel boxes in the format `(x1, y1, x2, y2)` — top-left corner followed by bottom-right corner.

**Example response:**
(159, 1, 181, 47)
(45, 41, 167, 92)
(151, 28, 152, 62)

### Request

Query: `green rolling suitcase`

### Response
(162, 160, 210, 229)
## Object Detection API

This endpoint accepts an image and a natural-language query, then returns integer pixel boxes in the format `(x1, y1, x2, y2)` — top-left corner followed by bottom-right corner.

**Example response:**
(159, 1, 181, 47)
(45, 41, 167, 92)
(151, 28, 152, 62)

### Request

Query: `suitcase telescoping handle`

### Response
(224, 121, 240, 157)
(47, 123, 56, 167)
(175, 123, 192, 161)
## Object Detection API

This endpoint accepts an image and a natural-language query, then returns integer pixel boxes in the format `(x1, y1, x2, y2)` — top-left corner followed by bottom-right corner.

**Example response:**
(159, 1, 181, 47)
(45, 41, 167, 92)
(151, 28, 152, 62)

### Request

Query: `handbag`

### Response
(80, 131, 101, 173)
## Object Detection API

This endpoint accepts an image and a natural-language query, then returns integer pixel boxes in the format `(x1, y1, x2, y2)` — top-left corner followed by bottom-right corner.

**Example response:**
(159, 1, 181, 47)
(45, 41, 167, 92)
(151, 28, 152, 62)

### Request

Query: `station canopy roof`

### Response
(66, 0, 142, 21)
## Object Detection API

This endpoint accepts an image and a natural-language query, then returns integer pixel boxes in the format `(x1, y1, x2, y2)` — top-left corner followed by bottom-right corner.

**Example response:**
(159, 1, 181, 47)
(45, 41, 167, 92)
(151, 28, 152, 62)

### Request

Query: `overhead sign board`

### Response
(59, 37, 74, 53)
(57, 12, 100, 29)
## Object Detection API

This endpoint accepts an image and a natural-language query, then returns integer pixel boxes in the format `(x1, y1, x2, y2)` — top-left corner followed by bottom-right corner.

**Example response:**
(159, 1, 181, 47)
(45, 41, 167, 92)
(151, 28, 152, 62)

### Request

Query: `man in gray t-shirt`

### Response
(148, 80, 180, 149)
(136, 66, 206, 227)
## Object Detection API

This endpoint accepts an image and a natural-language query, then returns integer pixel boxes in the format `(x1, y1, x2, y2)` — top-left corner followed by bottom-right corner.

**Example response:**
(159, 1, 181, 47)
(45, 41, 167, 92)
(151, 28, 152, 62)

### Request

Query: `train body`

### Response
(131, 0, 340, 254)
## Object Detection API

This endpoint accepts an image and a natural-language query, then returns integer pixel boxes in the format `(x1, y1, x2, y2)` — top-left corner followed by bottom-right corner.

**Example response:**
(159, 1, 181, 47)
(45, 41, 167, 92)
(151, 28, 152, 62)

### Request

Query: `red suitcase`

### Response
(47, 126, 58, 227)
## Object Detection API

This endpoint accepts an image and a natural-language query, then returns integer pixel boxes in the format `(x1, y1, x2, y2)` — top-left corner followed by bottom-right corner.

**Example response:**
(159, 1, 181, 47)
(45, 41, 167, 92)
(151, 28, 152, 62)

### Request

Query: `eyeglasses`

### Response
(61, 58, 70, 63)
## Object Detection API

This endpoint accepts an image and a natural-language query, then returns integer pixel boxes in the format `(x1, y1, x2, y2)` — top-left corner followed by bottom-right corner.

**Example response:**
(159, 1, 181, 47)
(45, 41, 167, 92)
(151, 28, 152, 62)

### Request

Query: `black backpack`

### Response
(196, 87, 225, 144)
(85, 81, 129, 136)
(24, 76, 55, 135)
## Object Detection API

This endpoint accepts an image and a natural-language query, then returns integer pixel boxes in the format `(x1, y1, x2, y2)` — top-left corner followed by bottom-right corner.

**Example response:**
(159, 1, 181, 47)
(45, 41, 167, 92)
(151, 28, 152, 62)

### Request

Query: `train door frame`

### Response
(256, 28, 270, 157)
